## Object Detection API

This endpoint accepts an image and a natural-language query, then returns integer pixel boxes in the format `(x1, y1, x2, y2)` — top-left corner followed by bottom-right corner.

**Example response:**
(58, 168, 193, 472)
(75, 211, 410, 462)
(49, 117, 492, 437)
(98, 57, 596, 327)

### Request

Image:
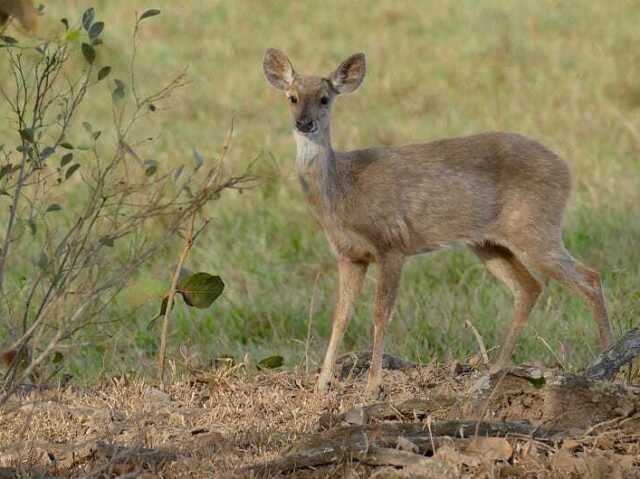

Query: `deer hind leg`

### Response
(317, 259, 368, 393)
(366, 253, 404, 399)
(524, 245, 614, 350)
(473, 244, 542, 372)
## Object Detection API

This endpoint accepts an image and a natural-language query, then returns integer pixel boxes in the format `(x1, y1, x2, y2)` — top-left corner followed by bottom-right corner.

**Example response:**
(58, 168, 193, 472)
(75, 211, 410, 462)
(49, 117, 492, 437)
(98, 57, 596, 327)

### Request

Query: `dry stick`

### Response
(426, 414, 436, 454)
(585, 327, 640, 381)
(239, 421, 557, 476)
(464, 319, 489, 365)
(157, 214, 195, 386)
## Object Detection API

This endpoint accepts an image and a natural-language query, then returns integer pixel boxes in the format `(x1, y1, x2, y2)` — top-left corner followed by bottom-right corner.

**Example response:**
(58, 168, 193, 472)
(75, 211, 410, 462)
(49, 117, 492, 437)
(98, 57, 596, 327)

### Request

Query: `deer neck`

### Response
(294, 128, 337, 215)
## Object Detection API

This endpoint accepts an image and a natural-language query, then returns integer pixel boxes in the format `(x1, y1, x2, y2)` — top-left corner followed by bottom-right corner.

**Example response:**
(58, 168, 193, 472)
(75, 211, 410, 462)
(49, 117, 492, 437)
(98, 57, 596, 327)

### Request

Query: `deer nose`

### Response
(295, 119, 315, 133)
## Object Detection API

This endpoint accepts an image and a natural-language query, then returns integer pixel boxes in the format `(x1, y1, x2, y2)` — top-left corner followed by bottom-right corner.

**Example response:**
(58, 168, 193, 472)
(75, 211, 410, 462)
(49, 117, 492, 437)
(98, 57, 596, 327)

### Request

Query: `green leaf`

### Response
(1, 36, 18, 45)
(178, 267, 192, 282)
(64, 30, 80, 42)
(193, 148, 204, 171)
(65, 164, 80, 180)
(524, 375, 546, 389)
(82, 7, 95, 31)
(60, 153, 73, 168)
(112, 88, 124, 102)
(46, 204, 62, 213)
(139, 9, 161, 21)
(52, 351, 64, 364)
(257, 355, 284, 370)
(82, 121, 93, 133)
(40, 146, 55, 161)
(174, 164, 184, 180)
(88, 21, 104, 39)
(92, 131, 102, 141)
(177, 273, 224, 309)
(81, 43, 96, 64)
(144, 159, 158, 176)
(37, 252, 48, 270)
(60, 18, 69, 30)
(97, 66, 111, 81)
(112, 79, 126, 103)
(60, 142, 74, 150)
(0, 164, 12, 181)
(27, 219, 36, 235)
(99, 235, 114, 247)
(20, 128, 35, 143)
(158, 295, 175, 316)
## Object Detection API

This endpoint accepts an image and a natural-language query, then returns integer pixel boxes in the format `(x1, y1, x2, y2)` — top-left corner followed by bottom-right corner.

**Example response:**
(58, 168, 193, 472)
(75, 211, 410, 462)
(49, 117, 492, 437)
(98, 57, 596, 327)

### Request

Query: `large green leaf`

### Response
(177, 273, 224, 309)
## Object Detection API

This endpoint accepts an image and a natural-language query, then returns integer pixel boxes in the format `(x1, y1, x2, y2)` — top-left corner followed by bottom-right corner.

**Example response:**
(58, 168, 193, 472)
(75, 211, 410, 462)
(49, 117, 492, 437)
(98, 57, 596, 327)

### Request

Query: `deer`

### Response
(0, 0, 38, 32)
(262, 48, 614, 398)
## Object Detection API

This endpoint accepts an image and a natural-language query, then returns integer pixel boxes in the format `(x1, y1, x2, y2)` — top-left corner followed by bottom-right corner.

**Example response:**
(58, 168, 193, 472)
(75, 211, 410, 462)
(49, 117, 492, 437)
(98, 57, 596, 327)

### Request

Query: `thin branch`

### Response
(158, 214, 196, 385)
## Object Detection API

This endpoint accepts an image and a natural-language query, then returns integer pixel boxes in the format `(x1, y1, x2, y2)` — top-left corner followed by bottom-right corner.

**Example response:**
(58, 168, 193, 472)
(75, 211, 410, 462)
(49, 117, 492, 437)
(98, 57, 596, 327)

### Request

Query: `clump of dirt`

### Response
(1, 361, 638, 478)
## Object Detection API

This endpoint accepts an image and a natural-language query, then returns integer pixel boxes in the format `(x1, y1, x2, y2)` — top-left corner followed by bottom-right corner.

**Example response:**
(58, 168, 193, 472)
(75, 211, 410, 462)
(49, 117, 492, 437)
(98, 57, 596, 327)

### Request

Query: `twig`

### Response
(426, 414, 436, 454)
(464, 319, 489, 365)
(157, 214, 196, 386)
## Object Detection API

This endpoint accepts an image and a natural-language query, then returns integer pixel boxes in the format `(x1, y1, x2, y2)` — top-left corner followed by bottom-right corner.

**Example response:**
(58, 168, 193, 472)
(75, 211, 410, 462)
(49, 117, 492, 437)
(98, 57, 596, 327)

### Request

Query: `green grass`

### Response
(2, 1, 640, 380)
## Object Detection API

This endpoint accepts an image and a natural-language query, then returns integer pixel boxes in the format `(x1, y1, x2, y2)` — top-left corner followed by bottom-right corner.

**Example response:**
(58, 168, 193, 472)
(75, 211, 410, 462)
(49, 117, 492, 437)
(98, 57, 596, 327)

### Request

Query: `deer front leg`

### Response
(366, 254, 404, 399)
(317, 259, 368, 393)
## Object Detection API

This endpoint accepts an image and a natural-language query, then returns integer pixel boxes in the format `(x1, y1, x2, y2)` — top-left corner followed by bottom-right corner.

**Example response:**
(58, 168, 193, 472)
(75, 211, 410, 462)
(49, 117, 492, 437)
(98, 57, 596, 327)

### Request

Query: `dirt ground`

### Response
(1, 359, 639, 478)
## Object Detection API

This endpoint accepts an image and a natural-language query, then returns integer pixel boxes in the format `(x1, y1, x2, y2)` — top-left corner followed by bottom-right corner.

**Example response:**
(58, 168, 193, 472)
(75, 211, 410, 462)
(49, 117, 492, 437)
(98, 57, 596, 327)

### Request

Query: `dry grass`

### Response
(1, 362, 638, 478)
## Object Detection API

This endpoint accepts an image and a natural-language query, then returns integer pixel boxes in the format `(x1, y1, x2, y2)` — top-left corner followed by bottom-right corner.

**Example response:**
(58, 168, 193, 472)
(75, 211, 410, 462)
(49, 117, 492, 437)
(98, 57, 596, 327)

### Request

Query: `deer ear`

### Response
(263, 49, 295, 91)
(330, 53, 366, 94)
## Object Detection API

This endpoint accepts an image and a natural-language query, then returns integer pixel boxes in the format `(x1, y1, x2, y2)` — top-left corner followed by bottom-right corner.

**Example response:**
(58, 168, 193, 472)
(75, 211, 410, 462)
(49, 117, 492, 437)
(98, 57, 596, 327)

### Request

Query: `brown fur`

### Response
(0, 0, 38, 31)
(263, 49, 614, 398)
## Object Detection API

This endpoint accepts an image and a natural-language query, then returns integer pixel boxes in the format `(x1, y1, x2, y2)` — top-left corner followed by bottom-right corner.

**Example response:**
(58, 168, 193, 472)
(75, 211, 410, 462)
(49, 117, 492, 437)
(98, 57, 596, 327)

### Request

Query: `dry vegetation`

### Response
(2, 353, 639, 477)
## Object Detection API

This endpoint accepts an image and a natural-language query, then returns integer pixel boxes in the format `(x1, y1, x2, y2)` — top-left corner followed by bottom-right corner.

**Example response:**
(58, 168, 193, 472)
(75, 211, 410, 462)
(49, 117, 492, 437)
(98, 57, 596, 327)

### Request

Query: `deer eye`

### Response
(320, 96, 329, 105)
(289, 95, 298, 104)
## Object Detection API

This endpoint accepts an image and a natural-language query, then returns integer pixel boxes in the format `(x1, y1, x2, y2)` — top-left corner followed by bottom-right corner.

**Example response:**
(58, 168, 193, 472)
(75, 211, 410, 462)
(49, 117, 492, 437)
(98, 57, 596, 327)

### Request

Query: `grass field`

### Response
(2, 1, 640, 381)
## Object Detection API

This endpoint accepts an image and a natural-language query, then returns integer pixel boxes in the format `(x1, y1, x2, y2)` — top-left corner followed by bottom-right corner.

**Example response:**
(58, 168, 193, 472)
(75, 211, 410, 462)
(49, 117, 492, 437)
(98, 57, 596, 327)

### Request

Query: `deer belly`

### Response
(325, 228, 376, 262)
